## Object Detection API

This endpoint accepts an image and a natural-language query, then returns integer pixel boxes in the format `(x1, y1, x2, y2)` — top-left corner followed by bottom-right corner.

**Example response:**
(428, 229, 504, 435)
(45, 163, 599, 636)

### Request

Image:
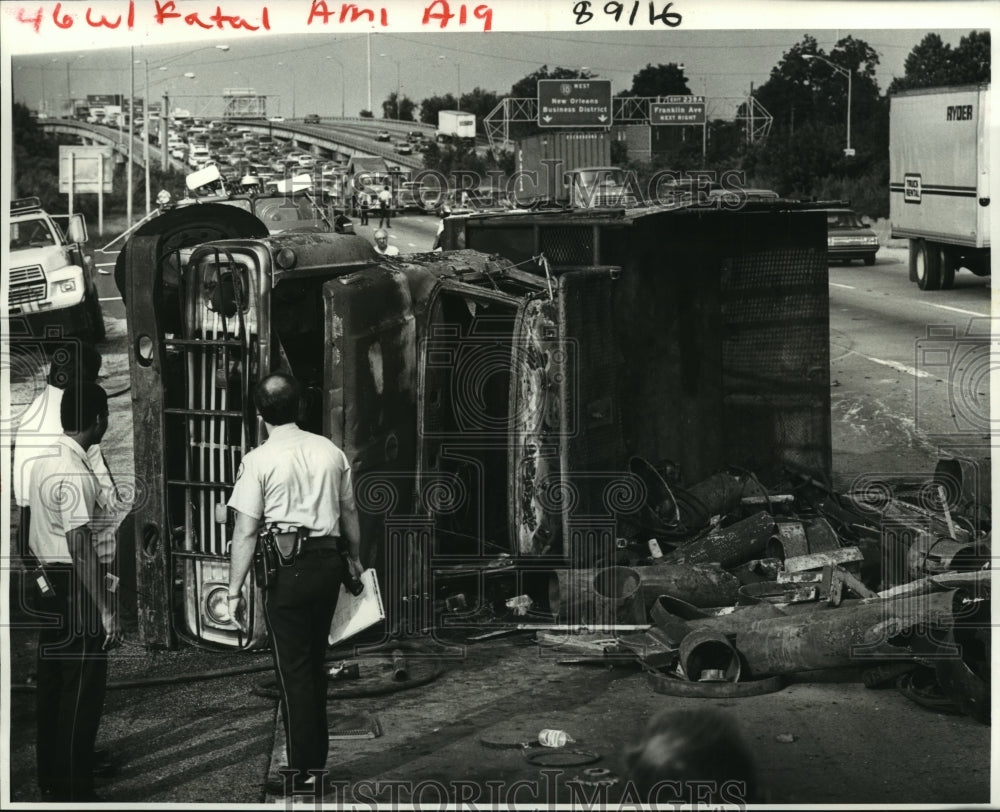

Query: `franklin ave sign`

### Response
(537, 79, 613, 127)
(650, 96, 707, 125)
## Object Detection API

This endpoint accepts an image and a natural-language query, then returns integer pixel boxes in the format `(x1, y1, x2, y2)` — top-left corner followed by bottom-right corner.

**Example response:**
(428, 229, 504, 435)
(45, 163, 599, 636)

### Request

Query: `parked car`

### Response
(825, 208, 880, 266)
(304, 113, 321, 124)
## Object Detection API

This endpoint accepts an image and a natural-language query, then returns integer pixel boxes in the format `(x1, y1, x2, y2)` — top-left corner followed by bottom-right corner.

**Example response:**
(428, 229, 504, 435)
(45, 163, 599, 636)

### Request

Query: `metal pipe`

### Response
(660, 511, 775, 568)
(629, 563, 741, 610)
(678, 628, 742, 682)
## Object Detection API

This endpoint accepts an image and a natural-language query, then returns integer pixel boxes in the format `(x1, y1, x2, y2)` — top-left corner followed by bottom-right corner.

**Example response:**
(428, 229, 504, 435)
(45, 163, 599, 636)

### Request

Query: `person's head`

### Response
(60, 381, 109, 444)
(49, 342, 102, 389)
(254, 373, 301, 426)
(622, 708, 757, 805)
(374, 229, 389, 250)
(383, 185, 389, 191)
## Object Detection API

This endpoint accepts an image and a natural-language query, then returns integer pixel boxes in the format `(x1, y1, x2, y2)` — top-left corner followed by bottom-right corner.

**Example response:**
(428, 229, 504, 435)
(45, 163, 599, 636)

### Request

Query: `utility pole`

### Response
(127, 47, 134, 227)
(367, 32, 372, 114)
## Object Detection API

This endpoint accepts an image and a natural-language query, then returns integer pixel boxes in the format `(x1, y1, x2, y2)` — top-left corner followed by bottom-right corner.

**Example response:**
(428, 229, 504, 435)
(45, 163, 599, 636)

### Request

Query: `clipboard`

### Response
(328, 569, 385, 646)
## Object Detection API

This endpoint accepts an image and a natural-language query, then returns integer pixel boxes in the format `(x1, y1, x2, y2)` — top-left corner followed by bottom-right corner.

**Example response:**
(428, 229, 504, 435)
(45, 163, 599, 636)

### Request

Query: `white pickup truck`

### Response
(8, 197, 104, 340)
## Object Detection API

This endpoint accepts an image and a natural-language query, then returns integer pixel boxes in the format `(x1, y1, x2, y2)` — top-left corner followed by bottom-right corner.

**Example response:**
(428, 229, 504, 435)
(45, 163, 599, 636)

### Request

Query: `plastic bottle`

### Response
(538, 729, 574, 748)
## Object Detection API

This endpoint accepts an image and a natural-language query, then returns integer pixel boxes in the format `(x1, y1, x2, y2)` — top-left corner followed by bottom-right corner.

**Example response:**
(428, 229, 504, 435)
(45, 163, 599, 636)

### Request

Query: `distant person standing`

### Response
(377, 184, 393, 228)
(357, 189, 370, 226)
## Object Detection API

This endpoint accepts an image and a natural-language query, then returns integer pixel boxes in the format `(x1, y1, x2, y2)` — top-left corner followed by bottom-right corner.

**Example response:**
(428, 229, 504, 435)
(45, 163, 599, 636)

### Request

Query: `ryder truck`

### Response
(889, 84, 990, 290)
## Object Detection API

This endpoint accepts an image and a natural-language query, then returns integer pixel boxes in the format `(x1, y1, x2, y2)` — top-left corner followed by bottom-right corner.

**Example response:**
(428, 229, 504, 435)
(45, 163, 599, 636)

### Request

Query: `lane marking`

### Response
(844, 349, 933, 379)
(924, 303, 990, 318)
(829, 282, 855, 290)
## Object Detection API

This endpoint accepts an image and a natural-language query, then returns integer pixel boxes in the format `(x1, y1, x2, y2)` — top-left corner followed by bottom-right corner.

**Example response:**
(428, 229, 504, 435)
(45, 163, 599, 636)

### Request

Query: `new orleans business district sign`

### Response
(537, 79, 613, 128)
(650, 96, 706, 125)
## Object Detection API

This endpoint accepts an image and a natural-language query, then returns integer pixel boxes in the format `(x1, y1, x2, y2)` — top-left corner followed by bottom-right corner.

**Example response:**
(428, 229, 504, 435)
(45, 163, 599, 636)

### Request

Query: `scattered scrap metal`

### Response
(543, 456, 990, 722)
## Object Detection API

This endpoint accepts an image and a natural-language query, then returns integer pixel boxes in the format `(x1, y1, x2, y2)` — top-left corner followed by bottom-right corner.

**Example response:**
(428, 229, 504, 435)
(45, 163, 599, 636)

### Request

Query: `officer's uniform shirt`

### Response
(28, 436, 99, 564)
(13, 385, 110, 508)
(228, 423, 354, 535)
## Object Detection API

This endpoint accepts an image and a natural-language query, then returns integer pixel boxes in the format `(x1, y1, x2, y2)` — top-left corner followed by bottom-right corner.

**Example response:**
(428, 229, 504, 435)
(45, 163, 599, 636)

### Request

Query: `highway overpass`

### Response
(40, 117, 429, 172)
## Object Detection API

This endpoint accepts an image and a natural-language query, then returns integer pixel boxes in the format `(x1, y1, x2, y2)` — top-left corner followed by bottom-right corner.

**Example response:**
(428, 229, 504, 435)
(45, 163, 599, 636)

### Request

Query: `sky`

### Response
(6, 6, 991, 123)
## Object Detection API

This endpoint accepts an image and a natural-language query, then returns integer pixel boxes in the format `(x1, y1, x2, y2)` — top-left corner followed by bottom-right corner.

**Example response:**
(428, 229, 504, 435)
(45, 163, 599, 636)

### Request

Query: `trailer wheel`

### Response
(915, 240, 941, 290)
(940, 247, 957, 290)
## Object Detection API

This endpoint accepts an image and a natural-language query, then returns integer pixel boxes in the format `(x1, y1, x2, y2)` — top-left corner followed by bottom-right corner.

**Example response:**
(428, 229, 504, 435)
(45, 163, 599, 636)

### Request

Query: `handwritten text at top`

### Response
(12, 1, 495, 33)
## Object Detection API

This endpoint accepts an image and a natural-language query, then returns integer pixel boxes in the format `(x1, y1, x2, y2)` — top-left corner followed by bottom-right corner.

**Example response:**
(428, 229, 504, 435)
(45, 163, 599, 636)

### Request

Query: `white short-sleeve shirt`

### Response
(13, 384, 111, 508)
(227, 423, 354, 536)
(28, 436, 99, 564)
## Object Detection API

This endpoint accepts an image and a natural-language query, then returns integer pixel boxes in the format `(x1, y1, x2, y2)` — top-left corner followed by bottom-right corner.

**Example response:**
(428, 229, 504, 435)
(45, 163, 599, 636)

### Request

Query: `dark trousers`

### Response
(360, 205, 369, 225)
(35, 565, 109, 801)
(262, 550, 342, 777)
(378, 205, 390, 228)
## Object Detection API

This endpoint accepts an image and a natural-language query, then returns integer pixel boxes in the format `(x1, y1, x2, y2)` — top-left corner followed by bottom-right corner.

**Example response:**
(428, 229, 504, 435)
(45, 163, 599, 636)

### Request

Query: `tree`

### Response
(381, 92, 415, 121)
(457, 87, 501, 134)
(420, 93, 458, 126)
(888, 30, 990, 93)
(619, 63, 690, 97)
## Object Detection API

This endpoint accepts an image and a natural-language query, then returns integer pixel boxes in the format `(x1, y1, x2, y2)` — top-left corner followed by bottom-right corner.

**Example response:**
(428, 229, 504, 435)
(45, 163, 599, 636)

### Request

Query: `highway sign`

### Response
(537, 80, 613, 128)
(650, 96, 706, 125)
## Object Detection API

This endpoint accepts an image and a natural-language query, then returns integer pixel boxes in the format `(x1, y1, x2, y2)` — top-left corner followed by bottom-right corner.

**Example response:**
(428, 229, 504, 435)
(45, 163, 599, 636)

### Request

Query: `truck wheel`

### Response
(863, 256, 876, 266)
(85, 288, 106, 341)
(915, 240, 941, 290)
(940, 247, 957, 290)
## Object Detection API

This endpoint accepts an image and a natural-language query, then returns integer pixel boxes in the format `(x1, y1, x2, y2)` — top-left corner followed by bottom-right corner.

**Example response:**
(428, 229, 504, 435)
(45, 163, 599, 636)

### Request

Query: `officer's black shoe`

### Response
(265, 773, 324, 797)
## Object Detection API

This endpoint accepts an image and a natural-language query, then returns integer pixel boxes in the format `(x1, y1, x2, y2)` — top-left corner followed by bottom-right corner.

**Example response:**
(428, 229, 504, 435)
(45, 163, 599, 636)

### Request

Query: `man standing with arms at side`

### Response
(226, 373, 363, 796)
(29, 381, 122, 803)
(377, 184, 393, 229)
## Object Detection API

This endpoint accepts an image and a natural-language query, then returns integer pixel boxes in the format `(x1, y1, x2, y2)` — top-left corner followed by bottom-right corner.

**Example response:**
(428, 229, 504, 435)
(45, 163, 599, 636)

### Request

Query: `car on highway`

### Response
(304, 113, 321, 124)
(395, 141, 413, 155)
(825, 207, 880, 266)
(375, 130, 391, 142)
(269, 115, 286, 123)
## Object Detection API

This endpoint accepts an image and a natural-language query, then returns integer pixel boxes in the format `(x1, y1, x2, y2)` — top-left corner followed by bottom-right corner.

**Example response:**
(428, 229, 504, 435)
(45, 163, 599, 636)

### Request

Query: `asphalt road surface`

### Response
(826, 245, 992, 485)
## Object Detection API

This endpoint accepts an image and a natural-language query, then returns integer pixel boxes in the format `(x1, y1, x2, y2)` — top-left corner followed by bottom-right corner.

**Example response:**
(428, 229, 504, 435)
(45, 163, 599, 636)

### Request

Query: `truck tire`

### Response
(85, 288, 106, 342)
(940, 247, 957, 290)
(914, 239, 941, 291)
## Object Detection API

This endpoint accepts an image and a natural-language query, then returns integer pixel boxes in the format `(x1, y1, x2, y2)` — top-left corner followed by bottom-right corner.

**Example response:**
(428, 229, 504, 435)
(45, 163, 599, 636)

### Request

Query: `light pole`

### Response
(379, 53, 401, 119)
(136, 57, 151, 214)
(803, 53, 853, 156)
(325, 55, 346, 118)
(438, 55, 461, 110)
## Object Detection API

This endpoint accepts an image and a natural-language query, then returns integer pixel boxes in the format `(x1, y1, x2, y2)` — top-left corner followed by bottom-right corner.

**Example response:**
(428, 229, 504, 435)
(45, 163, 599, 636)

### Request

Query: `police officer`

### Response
(226, 373, 363, 796)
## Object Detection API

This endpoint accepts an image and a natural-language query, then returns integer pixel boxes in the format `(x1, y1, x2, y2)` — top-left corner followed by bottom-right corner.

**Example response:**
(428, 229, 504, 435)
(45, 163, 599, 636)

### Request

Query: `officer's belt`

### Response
(272, 531, 340, 559)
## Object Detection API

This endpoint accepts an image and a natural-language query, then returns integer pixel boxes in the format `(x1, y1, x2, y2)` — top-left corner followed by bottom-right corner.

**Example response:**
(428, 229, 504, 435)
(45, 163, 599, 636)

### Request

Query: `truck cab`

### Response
(8, 197, 104, 340)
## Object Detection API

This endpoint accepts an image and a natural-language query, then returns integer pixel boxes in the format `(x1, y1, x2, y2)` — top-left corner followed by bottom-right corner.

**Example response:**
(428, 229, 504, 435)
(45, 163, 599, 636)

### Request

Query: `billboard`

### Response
(59, 146, 115, 194)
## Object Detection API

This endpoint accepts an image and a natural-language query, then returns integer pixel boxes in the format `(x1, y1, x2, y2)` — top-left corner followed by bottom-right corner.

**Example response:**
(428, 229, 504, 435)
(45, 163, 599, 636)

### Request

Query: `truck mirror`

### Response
(66, 214, 88, 244)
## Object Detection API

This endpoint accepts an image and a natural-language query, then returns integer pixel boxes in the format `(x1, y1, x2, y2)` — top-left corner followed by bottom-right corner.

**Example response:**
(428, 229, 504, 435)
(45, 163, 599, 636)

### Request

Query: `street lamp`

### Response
(325, 55, 346, 118)
(803, 53, 853, 156)
(438, 55, 461, 111)
(379, 53, 401, 119)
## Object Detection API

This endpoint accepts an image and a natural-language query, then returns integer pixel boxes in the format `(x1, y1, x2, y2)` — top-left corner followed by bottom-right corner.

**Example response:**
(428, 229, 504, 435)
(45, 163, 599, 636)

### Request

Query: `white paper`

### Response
(328, 568, 385, 647)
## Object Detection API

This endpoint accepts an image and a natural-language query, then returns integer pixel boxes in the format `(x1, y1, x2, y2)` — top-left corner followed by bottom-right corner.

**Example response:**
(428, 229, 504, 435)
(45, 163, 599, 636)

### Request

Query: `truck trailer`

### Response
(437, 110, 476, 142)
(889, 84, 991, 290)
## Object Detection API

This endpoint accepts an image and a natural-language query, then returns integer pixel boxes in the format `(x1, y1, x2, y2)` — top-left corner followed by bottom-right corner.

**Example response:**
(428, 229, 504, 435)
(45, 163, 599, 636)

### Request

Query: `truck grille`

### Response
(9, 265, 46, 305)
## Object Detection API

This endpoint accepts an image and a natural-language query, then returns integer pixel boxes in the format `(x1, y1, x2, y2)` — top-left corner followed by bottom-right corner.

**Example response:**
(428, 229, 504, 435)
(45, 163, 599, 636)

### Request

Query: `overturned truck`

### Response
(123, 201, 833, 649)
